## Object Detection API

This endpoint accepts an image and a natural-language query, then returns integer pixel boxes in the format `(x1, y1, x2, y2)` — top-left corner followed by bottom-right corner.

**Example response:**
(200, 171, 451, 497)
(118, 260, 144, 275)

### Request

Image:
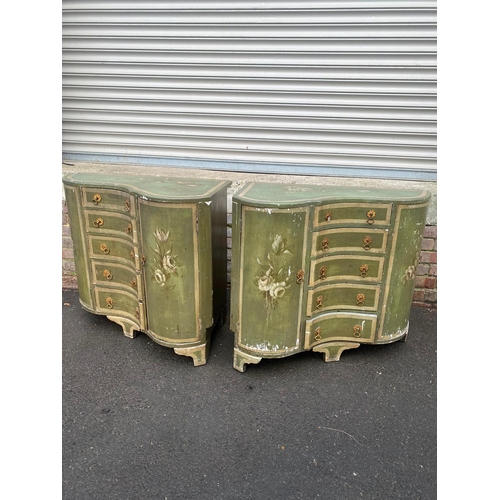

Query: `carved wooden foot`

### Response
(174, 342, 209, 366)
(233, 348, 262, 372)
(313, 341, 360, 362)
(106, 316, 138, 338)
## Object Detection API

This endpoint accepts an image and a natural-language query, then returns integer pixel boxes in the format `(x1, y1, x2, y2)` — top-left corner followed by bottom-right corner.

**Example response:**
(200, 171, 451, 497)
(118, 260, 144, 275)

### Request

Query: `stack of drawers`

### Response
(230, 182, 431, 372)
(303, 202, 392, 357)
(81, 186, 144, 337)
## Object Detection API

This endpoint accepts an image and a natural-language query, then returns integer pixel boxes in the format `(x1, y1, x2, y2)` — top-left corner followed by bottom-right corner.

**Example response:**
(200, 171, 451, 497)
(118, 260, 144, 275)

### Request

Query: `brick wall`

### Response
(62, 200, 437, 309)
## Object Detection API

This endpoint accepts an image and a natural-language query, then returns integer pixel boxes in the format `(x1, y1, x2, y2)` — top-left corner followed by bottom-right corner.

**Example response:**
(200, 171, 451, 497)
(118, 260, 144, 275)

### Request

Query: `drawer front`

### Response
(88, 235, 138, 270)
(94, 288, 142, 327)
(304, 312, 377, 349)
(306, 283, 380, 316)
(309, 255, 384, 285)
(82, 187, 135, 216)
(311, 228, 388, 256)
(314, 202, 392, 228)
(91, 261, 141, 296)
(84, 211, 137, 242)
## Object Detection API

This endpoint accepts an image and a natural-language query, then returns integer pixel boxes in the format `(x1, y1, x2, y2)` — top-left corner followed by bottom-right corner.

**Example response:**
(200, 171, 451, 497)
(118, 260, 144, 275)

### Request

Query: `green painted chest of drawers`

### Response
(63, 173, 230, 366)
(230, 182, 431, 372)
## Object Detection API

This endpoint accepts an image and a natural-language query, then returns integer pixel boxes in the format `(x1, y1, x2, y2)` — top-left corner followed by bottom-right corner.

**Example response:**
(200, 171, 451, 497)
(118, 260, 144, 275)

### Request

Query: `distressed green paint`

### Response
(231, 181, 431, 370)
(62, 173, 230, 366)
(314, 229, 388, 253)
(93, 262, 138, 292)
(310, 285, 379, 313)
(238, 207, 308, 354)
(381, 203, 429, 338)
(65, 172, 228, 201)
(139, 200, 198, 342)
(64, 185, 92, 308)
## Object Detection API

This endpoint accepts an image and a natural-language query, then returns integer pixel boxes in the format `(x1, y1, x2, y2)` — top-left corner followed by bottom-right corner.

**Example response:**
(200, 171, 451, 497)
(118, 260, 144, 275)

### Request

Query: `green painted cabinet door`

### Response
(139, 199, 200, 344)
(237, 206, 309, 356)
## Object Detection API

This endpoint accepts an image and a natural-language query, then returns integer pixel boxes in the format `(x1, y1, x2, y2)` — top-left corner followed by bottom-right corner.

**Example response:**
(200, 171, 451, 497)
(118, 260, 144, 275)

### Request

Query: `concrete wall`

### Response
(62, 161, 437, 308)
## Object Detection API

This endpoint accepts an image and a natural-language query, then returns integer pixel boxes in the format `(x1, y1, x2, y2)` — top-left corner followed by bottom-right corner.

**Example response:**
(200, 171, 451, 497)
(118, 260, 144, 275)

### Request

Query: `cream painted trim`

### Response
(237, 204, 309, 355)
(88, 235, 139, 271)
(306, 283, 381, 316)
(310, 227, 389, 257)
(309, 255, 385, 286)
(378, 201, 429, 339)
(81, 187, 136, 216)
(94, 287, 141, 325)
(314, 202, 392, 228)
(84, 210, 138, 244)
(138, 199, 201, 345)
(90, 260, 143, 299)
(304, 312, 377, 349)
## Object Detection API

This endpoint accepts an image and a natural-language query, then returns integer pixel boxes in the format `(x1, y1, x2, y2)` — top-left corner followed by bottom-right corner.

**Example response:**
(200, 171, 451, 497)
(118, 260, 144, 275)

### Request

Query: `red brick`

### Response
(413, 290, 425, 302)
(62, 261, 76, 272)
(62, 248, 74, 259)
(62, 237, 73, 249)
(424, 290, 437, 303)
(62, 201, 68, 214)
(424, 225, 437, 238)
(415, 277, 426, 288)
(429, 264, 437, 276)
(424, 277, 436, 289)
(419, 251, 437, 264)
(416, 263, 429, 276)
(421, 238, 434, 251)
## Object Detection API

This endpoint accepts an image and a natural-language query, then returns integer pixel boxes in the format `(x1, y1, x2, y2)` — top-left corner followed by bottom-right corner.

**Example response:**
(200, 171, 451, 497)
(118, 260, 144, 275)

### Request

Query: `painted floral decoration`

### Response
(152, 228, 179, 292)
(254, 234, 293, 324)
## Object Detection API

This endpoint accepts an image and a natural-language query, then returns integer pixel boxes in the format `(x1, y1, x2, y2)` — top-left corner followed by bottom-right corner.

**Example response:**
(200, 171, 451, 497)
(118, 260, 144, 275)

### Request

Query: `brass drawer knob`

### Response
(319, 266, 327, 280)
(100, 243, 110, 254)
(356, 293, 365, 306)
(314, 327, 322, 341)
(103, 269, 113, 281)
(353, 325, 362, 337)
(130, 278, 137, 288)
(363, 235, 372, 250)
(359, 264, 369, 277)
(296, 269, 305, 284)
(316, 295, 324, 309)
(324, 212, 332, 222)
(126, 223, 133, 234)
(93, 193, 101, 205)
(105, 297, 113, 309)
(321, 237, 329, 251)
(93, 217, 104, 228)
(366, 210, 376, 224)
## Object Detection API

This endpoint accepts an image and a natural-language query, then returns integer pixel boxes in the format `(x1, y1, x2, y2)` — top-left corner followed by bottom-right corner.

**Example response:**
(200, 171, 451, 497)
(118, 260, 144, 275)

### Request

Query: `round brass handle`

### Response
(105, 297, 113, 309)
(321, 237, 329, 251)
(296, 269, 305, 284)
(319, 266, 327, 280)
(324, 212, 332, 222)
(353, 325, 362, 337)
(126, 223, 132, 234)
(103, 269, 113, 281)
(366, 210, 376, 224)
(130, 278, 137, 288)
(93, 218, 104, 228)
(356, 293, 365, 306)
(316, 295, 324, 309)
(93, 194, 102, 205)
(363, 235, 372, 250)
(359, 264, 369, 277)
(100, 243, 110, 254)
(314, 327, 322, 341)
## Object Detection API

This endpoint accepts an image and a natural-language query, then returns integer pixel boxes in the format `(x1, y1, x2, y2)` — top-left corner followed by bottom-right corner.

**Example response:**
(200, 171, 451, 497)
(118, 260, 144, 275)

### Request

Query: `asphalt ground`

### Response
(62, 288, 437, 500)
